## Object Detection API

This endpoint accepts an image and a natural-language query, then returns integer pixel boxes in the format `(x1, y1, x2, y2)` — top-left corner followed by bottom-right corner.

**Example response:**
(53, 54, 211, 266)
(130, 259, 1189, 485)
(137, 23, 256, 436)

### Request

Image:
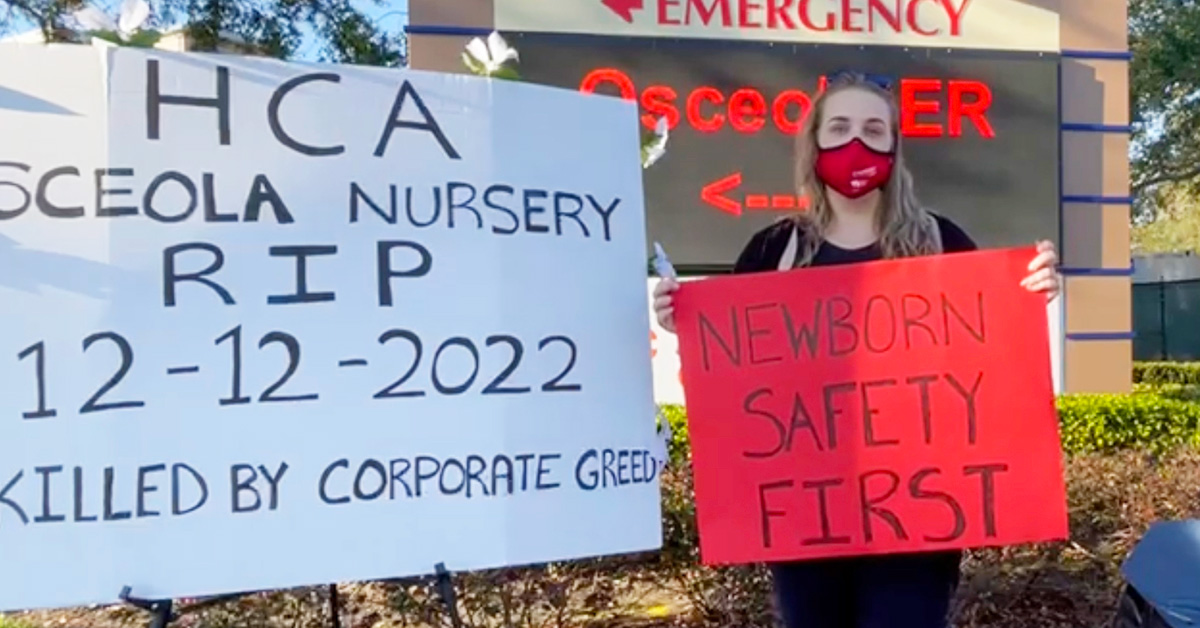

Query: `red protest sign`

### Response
(673, 247, 1068, 565)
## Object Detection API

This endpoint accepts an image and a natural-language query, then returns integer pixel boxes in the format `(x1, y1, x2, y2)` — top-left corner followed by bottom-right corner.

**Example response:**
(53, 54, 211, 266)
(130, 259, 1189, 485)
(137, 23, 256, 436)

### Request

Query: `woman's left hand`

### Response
(1020, 240, 1060, 301)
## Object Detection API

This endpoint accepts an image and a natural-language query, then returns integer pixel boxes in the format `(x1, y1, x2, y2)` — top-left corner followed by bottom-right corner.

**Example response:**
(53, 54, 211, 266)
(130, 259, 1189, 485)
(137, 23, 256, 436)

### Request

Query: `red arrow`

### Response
(601, 0, 643, 23)
(701, 172, 743, 215)
(700, 172, 809, 216)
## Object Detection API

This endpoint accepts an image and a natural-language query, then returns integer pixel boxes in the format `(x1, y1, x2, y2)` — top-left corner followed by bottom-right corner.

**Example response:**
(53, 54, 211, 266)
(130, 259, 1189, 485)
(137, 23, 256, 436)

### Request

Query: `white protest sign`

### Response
(0, 43, 661, 612)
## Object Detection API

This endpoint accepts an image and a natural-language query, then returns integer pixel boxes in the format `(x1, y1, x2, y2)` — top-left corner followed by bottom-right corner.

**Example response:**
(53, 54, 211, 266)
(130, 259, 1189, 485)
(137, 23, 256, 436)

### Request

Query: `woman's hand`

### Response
(653, 277, 679, 333)
(1020, 240, 1060, 302)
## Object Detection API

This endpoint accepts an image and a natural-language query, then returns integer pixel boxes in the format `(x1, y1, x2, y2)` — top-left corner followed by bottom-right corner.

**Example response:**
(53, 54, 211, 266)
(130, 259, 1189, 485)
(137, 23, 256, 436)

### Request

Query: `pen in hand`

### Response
(653, 242, 677, 281)
(651, 242, 680, 333)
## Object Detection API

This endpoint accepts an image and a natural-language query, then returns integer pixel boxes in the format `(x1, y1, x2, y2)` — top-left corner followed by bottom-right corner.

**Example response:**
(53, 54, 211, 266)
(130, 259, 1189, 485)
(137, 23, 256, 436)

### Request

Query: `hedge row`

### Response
(1134, 361, 1200, 385)
(658, 383, 1200, 459)
(1058, 393, 1200, 454)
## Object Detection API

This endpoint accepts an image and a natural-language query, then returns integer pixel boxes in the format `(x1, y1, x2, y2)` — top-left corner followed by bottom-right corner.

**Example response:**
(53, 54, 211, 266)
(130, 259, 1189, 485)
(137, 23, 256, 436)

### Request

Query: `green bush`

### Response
(1133, 361, 1200, 385)
(658, 404, 691, 465)
(1133, 381, 1200, 402)
(1057, 393, 1200, 454)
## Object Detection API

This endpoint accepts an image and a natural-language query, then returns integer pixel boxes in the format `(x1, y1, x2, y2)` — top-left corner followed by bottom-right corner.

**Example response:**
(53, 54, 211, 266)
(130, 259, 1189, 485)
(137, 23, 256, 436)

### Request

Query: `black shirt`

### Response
(732, 214, 977, 274)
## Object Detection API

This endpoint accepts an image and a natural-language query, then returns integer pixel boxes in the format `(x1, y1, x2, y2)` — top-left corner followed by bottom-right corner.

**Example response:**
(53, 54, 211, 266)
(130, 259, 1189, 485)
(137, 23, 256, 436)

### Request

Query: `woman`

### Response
(652, 72, 1060, 628)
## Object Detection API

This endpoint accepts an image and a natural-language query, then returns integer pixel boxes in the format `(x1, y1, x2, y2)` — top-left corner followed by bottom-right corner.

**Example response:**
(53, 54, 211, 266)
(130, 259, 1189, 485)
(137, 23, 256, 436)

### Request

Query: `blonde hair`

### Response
(790, 72, 942, 267)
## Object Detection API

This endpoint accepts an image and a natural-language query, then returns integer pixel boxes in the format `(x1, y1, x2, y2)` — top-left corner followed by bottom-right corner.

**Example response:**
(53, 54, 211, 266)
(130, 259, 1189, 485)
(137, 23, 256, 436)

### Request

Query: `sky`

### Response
(294, 0, 408, 61)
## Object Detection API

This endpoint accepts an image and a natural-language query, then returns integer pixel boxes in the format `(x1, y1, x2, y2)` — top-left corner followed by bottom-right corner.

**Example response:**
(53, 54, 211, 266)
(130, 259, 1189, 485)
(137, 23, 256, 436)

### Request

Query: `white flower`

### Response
(462, 31, 520, 78)
(72, 0, 151, 41)
(641, 116, 669, 169)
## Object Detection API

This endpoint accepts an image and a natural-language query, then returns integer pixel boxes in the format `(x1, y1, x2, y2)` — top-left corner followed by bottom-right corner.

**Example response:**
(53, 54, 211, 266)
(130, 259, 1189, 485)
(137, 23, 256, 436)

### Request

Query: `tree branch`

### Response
(4, 0, 46, 25)
(3, 0, 84, 41)
(1133, 163, 1200, 194)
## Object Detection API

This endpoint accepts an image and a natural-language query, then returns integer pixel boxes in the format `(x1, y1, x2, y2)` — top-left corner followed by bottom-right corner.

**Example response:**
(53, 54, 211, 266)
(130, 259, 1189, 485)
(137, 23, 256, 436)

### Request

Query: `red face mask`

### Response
(814, 138, 895, 199)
